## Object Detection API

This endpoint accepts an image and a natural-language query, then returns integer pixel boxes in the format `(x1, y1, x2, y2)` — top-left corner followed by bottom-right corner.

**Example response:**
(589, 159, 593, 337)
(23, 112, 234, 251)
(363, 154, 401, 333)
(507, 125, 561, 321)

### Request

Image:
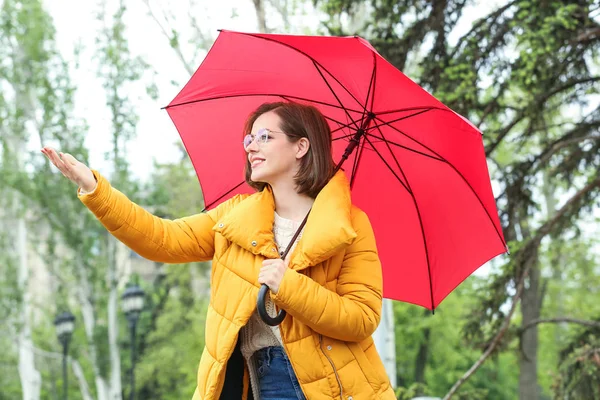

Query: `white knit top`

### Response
(239, 211, 303, 399)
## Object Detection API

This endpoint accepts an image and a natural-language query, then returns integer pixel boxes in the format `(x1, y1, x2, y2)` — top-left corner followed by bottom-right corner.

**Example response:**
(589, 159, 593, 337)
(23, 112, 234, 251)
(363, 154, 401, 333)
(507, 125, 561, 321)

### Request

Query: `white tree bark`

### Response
(8, 93, 42, 399)
(373, 299, 397, 387)
(75, 255, 109, 400)
(9, 34, 42, 400)
(107, 235, 123, 400)
(17, 217, 42, 400)
(72, 358, 94, 400)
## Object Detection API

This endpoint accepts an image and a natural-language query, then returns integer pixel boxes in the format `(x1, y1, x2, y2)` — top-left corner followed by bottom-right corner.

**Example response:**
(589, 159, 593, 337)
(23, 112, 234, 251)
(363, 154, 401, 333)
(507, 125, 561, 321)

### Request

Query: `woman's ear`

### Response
(296, 138, 310, 159)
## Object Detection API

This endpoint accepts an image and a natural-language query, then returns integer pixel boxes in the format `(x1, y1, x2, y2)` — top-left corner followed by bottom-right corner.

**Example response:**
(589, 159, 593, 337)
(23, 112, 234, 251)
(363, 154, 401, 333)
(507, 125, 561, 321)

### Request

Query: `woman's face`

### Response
(245, 111, 307, 186)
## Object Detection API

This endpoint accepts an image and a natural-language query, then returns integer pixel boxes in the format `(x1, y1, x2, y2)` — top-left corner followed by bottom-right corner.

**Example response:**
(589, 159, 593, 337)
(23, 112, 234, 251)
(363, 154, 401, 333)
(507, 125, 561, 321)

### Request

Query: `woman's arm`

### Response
(42, 147, 231, 263)
(272, 209, 383, 342)
(79, 170, 234, 263)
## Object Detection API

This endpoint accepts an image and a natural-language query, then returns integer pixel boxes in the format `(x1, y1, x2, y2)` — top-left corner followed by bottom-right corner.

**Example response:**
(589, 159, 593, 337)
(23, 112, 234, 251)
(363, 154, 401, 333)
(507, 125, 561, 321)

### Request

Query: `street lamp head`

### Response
(54, 311, 75, 345)
(122, 285, 145, 325)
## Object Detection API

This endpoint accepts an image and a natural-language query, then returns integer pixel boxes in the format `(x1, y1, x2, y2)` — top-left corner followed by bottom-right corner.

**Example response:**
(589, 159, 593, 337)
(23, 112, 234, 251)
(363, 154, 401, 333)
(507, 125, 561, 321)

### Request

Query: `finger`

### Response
(259, 267, 272, 276)
(260, 263, 279, 273)
(46, 148, 67, 169)
(262, 259, 283, 267)
(61, 152, 78, 166)
(258, 269, 275, 279)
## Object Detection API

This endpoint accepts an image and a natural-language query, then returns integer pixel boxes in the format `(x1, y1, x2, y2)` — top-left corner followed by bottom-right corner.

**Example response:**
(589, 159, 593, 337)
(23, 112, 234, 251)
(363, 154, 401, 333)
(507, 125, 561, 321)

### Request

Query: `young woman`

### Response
(42, 102, 396, 400)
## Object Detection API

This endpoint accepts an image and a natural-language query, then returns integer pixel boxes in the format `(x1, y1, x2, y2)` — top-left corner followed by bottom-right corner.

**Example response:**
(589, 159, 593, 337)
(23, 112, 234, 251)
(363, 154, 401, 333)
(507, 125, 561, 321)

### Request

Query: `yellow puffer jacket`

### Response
(79, 170, 396, 400)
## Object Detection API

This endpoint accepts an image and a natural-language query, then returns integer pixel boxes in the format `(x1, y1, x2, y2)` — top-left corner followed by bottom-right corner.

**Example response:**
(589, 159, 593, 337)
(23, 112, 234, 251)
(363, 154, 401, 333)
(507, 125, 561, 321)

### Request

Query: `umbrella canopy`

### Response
(165, 30, 508, 310)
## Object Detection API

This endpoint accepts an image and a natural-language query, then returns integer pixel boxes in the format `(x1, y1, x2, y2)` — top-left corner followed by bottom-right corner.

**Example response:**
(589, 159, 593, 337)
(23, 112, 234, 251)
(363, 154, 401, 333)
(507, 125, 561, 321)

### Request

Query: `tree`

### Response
(0, 0, 68, 397)
(132, 145, 211, 399)
(316, 0, 600, 398)
(94, 0, 151, 398)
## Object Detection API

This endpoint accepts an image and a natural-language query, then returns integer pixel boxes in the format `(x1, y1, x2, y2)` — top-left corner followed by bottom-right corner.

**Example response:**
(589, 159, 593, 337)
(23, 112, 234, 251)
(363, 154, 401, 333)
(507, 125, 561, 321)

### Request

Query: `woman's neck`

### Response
(271, 182, 314, 222)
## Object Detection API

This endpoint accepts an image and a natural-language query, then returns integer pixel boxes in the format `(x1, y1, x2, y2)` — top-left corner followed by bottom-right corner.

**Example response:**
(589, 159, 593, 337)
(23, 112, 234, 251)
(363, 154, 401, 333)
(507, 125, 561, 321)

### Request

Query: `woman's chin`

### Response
(251, 171, 268, 183)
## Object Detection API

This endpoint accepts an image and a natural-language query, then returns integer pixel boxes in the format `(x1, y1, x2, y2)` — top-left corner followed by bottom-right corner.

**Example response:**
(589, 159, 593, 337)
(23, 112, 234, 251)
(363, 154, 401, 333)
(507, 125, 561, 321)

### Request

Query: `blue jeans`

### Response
(255, 346, 306, 400)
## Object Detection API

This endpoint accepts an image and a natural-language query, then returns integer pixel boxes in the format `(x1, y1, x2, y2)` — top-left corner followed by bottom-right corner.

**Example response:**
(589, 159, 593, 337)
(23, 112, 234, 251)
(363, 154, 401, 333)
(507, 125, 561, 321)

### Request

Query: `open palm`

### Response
(41, 147, 97, 192)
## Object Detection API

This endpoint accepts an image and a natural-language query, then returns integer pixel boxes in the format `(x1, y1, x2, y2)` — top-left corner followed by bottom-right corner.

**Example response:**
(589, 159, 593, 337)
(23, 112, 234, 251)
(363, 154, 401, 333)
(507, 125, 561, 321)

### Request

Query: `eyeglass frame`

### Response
(243, 128, 286, 150)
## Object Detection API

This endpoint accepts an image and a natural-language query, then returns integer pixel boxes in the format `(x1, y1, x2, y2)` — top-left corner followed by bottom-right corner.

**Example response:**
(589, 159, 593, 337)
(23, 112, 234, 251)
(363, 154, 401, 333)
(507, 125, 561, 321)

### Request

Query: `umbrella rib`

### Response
(277, 95, 364, 115)
(370, 108, 434, 130)
(280, 94, 366, 142)
(238, 32, 367, 113)
(374, 116, 508, 252)
(358, 51, 378, 128)
(311, 60, 362, 131)
(362, 135, 412, 195)
(333, 133, 356, 142)
(364, 133, 445, 162)
(165, 93, 364, 114)
(331, 124, 353, 135)
(201, 180, 246, 212)
(373, 115, 446, 159)
(375, 106, 450, 116)
(368, 126, 426, 188)
(363, 134, 436, 311)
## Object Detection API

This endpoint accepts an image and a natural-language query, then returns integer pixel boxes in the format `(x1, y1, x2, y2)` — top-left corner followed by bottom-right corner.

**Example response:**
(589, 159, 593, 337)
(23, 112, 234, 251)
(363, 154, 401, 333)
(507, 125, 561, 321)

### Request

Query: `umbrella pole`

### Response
(334, 112, 375, 174)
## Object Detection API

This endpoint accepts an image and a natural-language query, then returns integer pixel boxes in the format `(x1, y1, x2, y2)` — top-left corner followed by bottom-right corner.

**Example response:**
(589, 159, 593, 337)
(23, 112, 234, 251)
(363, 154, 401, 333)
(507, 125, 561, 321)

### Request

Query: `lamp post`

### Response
(122, 285, 145, 400)
(54, 311, 75, 400)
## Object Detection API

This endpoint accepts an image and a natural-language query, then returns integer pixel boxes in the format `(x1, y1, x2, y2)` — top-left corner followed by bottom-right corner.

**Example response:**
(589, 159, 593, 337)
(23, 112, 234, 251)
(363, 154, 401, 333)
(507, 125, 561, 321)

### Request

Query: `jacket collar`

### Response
(213, 171, 357, 270)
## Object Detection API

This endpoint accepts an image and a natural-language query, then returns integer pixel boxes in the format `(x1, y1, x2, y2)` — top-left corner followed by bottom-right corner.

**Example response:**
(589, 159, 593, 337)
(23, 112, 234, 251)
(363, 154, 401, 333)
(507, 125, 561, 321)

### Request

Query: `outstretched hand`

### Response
(41, 147, 97, 192)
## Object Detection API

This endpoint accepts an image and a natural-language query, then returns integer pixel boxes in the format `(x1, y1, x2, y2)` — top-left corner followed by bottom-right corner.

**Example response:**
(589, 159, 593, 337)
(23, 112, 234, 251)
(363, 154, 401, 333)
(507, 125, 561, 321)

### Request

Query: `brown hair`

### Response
(243, 102, 335, 198)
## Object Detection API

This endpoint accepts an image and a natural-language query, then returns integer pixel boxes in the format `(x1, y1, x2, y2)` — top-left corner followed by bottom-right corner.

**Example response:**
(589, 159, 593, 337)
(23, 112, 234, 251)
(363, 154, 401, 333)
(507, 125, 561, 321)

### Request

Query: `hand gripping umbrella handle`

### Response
(257, 210, 311, 326)
(257, 284, 286, 326)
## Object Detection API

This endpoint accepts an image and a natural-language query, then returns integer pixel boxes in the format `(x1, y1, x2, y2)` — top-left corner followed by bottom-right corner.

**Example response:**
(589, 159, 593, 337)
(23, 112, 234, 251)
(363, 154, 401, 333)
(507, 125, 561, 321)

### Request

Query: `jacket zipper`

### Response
(320, 335, 344, 399)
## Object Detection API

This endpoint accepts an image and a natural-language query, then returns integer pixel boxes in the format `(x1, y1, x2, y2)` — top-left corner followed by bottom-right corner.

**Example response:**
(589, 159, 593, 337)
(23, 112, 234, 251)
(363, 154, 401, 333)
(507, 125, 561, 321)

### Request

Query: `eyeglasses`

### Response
(243, 128, 284, 150)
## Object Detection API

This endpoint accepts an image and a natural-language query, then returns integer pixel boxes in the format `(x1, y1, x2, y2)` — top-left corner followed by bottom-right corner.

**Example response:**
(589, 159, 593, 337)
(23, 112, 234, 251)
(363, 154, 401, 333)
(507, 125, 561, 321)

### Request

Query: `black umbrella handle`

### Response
(257, 284, 286, 326)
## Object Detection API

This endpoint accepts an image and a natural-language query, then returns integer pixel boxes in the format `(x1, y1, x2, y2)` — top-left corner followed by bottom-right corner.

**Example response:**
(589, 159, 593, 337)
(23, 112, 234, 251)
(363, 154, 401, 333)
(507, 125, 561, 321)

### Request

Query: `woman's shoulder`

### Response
(212, 193, 252, 213)
(349, 204, 374, 229)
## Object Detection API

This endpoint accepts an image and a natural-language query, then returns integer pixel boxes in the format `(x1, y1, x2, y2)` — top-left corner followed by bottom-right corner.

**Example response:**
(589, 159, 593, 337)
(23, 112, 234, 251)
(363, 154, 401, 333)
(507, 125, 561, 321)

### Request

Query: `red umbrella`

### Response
(165, 30, 508, 313)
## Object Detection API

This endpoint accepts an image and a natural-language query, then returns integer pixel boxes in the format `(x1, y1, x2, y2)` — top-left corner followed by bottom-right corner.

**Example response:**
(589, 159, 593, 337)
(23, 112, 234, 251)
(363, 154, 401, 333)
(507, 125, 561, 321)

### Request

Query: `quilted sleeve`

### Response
(272, 209, 383, 342)
(78, 170, 237, 263)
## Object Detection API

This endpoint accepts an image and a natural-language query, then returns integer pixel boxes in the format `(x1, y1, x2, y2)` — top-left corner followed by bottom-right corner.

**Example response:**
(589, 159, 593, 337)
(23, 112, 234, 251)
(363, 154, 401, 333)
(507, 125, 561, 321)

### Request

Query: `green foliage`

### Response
(316, 1, 600, 397)
(132, 145, 211, 398)
(95, 0, 149, 189)
(135, 267, 209, 400)
(144, 143, 205, 218)
(394, 276, 519, 398)
(552, 325, 600, 399)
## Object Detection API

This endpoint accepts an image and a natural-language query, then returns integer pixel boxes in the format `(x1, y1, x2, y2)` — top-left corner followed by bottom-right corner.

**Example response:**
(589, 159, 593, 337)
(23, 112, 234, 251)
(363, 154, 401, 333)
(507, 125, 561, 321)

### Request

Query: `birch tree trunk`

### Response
(17, 212, 42, 400)
(10, 36, 42, 400)
(75, 253, 109, 400)
(72, 359, 94, 400)
(107, 235, 123, 400)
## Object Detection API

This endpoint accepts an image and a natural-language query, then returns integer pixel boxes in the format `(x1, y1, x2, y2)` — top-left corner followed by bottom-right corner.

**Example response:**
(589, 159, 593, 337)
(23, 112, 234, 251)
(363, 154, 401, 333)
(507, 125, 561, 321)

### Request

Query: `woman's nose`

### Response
(246, 138, 259, 152)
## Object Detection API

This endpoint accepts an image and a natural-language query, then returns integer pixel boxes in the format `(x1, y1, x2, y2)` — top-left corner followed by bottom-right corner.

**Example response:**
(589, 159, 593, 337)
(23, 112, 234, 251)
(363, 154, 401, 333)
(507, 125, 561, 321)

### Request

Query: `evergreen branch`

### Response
(521, 317, 600, 334)
(444, 175, 600, 399)
(486, 77, 600, 156)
